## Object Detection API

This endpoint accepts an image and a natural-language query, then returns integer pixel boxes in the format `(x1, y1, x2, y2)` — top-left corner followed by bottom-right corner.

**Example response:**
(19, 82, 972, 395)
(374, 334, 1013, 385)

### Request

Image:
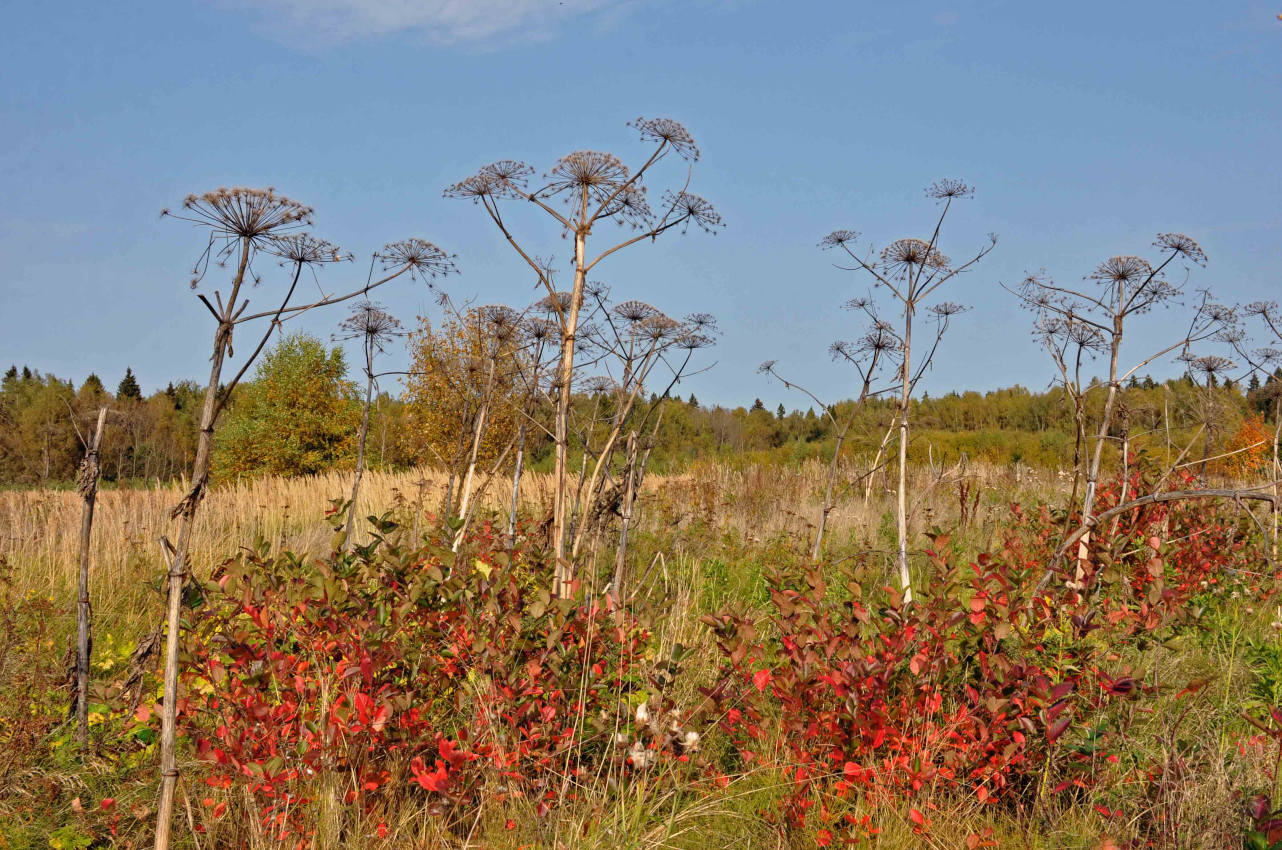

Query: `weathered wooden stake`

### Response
(75, 405, 108, 748)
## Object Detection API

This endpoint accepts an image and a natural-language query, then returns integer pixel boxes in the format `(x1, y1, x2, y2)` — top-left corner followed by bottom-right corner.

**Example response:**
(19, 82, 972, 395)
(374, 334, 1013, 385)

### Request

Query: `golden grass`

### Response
(0, 456, 1056, 640)
(0, 466, 555, 633)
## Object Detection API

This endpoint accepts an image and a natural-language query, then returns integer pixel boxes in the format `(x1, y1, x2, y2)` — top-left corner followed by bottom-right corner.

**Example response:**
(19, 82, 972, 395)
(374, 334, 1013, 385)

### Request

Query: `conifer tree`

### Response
(81, 374, 105, 395)
(116, 367, 142, 401)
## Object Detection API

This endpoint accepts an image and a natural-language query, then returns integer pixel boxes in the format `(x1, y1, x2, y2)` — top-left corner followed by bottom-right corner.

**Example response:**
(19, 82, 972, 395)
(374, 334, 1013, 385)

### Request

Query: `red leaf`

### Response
(1047, 716, 1071, 743)
(909, 807, 925, 826)
(753, 669, 771, 692)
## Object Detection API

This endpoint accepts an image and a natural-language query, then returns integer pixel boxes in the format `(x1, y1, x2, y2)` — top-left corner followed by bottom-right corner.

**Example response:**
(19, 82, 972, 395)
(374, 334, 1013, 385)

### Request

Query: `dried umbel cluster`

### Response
(445, 117, 721, 238)
(881, 237, 951, 275)
(629, 116, 701, 160)
(269, 234, 351, 267)
(163, 187, 315, 287)
(376, 238, 458, 280)
(336, 301, 404, 353)
(1184, 353, 1237, 382)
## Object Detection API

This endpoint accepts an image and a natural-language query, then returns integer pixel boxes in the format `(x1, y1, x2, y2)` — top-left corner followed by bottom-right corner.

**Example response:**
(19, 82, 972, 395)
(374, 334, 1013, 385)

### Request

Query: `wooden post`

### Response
(75, 406, 108, 748)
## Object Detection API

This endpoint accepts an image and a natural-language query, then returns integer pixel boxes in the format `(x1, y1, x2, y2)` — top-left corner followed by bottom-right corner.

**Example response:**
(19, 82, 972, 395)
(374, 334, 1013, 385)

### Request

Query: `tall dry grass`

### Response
(0, 457, 1052, 638)
(0, 467, 555, 635)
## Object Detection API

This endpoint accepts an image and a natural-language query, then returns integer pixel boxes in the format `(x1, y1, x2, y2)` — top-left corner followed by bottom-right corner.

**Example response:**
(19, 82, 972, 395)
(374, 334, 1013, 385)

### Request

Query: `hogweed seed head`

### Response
(336, 301, 404, 354)
(376, 239, 457, 279)
(820, 230, 860, 250)
(1090, 256, 1153, 285)
(268, 234, 350, 266)
(1155, 232, 1207, 267)
(663, 190, 723, 234)
(926, 179, 974, 201)
(630, 116, 700, 161)
(881, 238, 950, 272)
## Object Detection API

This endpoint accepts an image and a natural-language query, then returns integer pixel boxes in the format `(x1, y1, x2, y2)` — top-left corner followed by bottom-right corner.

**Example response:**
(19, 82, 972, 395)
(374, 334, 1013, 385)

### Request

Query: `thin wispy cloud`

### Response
(219, 0, 641, 46)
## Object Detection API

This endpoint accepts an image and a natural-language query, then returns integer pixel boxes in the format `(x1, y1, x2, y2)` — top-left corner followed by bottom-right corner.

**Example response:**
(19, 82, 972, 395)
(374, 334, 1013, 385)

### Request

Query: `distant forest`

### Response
(3, 356, 1279, 488)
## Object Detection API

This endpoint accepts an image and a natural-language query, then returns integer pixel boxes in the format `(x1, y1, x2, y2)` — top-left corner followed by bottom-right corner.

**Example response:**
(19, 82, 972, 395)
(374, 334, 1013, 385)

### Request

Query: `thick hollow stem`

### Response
(342, 348, 376, 549)
(896, 306, 914, 603)
(552, 229, 587, 598)
(155, 236, 249, 850)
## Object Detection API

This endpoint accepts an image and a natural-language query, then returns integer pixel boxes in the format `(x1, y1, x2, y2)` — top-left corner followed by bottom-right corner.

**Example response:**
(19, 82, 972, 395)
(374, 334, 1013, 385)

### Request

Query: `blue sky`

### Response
(2, 1, 1279, 408)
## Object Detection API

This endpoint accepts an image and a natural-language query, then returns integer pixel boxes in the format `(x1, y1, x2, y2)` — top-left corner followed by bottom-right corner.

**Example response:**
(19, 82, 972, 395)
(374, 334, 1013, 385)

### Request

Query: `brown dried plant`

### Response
(821, 180, 993, 600)
(445, 117, 721, 597)
(335, 301, 405, 546)
(152, 188, 453, 850)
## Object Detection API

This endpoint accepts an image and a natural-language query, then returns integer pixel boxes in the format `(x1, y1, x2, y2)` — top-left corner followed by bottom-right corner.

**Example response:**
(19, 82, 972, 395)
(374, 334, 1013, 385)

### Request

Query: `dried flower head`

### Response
(757, 360, 777, 374)
(545, 151, 630, 199)
(582, 375, 617, 395)
(377, 239, 457, 279)
(881, 238, 950, 273)
(929, 301, 968, 318)
(663, 190, 723, 234)
(167, 187, 315, 287)
(268, 234, 350, 266)
(599, 183, 653, 227)
(926, 179, 974, 201)
(1155, 233, 1207, 267)
(537, 291, 574, 315)
(630, 117, 700, 161)
(1245, 301, 1280, 320)
(336, 301, 404, 354)
(615, 300, 660, 324)
(639, 314, 680, 342)
(173, 187, 313, 242)
(684, 312, 718, 333)
(820, 230, 860, 250)
(524, 317, 558, 343)
(444, 160, 533, 202)
(480, 304, 523, 345)
(1090, 256, 1154, 285)
(1187, 354, 1236, 379)
(675, 330, 714, 351)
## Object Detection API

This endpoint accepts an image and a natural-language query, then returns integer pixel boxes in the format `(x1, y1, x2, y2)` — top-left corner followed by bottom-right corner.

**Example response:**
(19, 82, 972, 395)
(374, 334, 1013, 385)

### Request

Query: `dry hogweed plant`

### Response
(568, 287, 718, 595)
(1010, 233, 1230, 582)
(445, 117, 722, 597)
(334, 300, 405, 548)
(821, 179, 994, 600)
(151, 187, 454, 850)
(758, 309, 899, 563)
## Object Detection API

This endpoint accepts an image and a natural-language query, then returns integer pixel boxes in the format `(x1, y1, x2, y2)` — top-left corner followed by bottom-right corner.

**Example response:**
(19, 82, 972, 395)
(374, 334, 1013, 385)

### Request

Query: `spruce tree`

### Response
(776, 403, 786, 419)
(687, 393, 698, 407)
(751, 398, 765, 411)
(116, 367, 142, 401)
(81, 374, 105, 395)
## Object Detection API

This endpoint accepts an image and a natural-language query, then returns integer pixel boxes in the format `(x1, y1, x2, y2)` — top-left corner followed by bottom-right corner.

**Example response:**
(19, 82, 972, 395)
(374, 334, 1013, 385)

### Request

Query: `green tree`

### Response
(81, 373, 105, 395)
(212, 332, 359, 479)
(116, 367, 142, 401)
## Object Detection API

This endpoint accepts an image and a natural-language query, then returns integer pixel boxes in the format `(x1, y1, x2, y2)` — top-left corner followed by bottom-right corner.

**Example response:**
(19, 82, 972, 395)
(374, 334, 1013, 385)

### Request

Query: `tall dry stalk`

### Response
(758, 316, 895, 562)
(74, 405, 108, 748)
(1017, 237, 1222, 523)
(452, 306, 523, 551)
(822, 180, 995, 600)
(152, 189, 453, 850)
(1015, 236, 1227, 577)
(446, 117, 722, 597)
(335, 302, 405, 548)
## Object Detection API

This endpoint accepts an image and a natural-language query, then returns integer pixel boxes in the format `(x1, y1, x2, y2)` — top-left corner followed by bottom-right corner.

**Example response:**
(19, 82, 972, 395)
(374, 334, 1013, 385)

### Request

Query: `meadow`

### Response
(4, 456, 1282, 849)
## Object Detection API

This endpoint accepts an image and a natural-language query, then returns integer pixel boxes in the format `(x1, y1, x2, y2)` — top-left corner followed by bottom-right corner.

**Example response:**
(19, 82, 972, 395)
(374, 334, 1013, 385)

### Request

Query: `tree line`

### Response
(5, 352, 1277, 489)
